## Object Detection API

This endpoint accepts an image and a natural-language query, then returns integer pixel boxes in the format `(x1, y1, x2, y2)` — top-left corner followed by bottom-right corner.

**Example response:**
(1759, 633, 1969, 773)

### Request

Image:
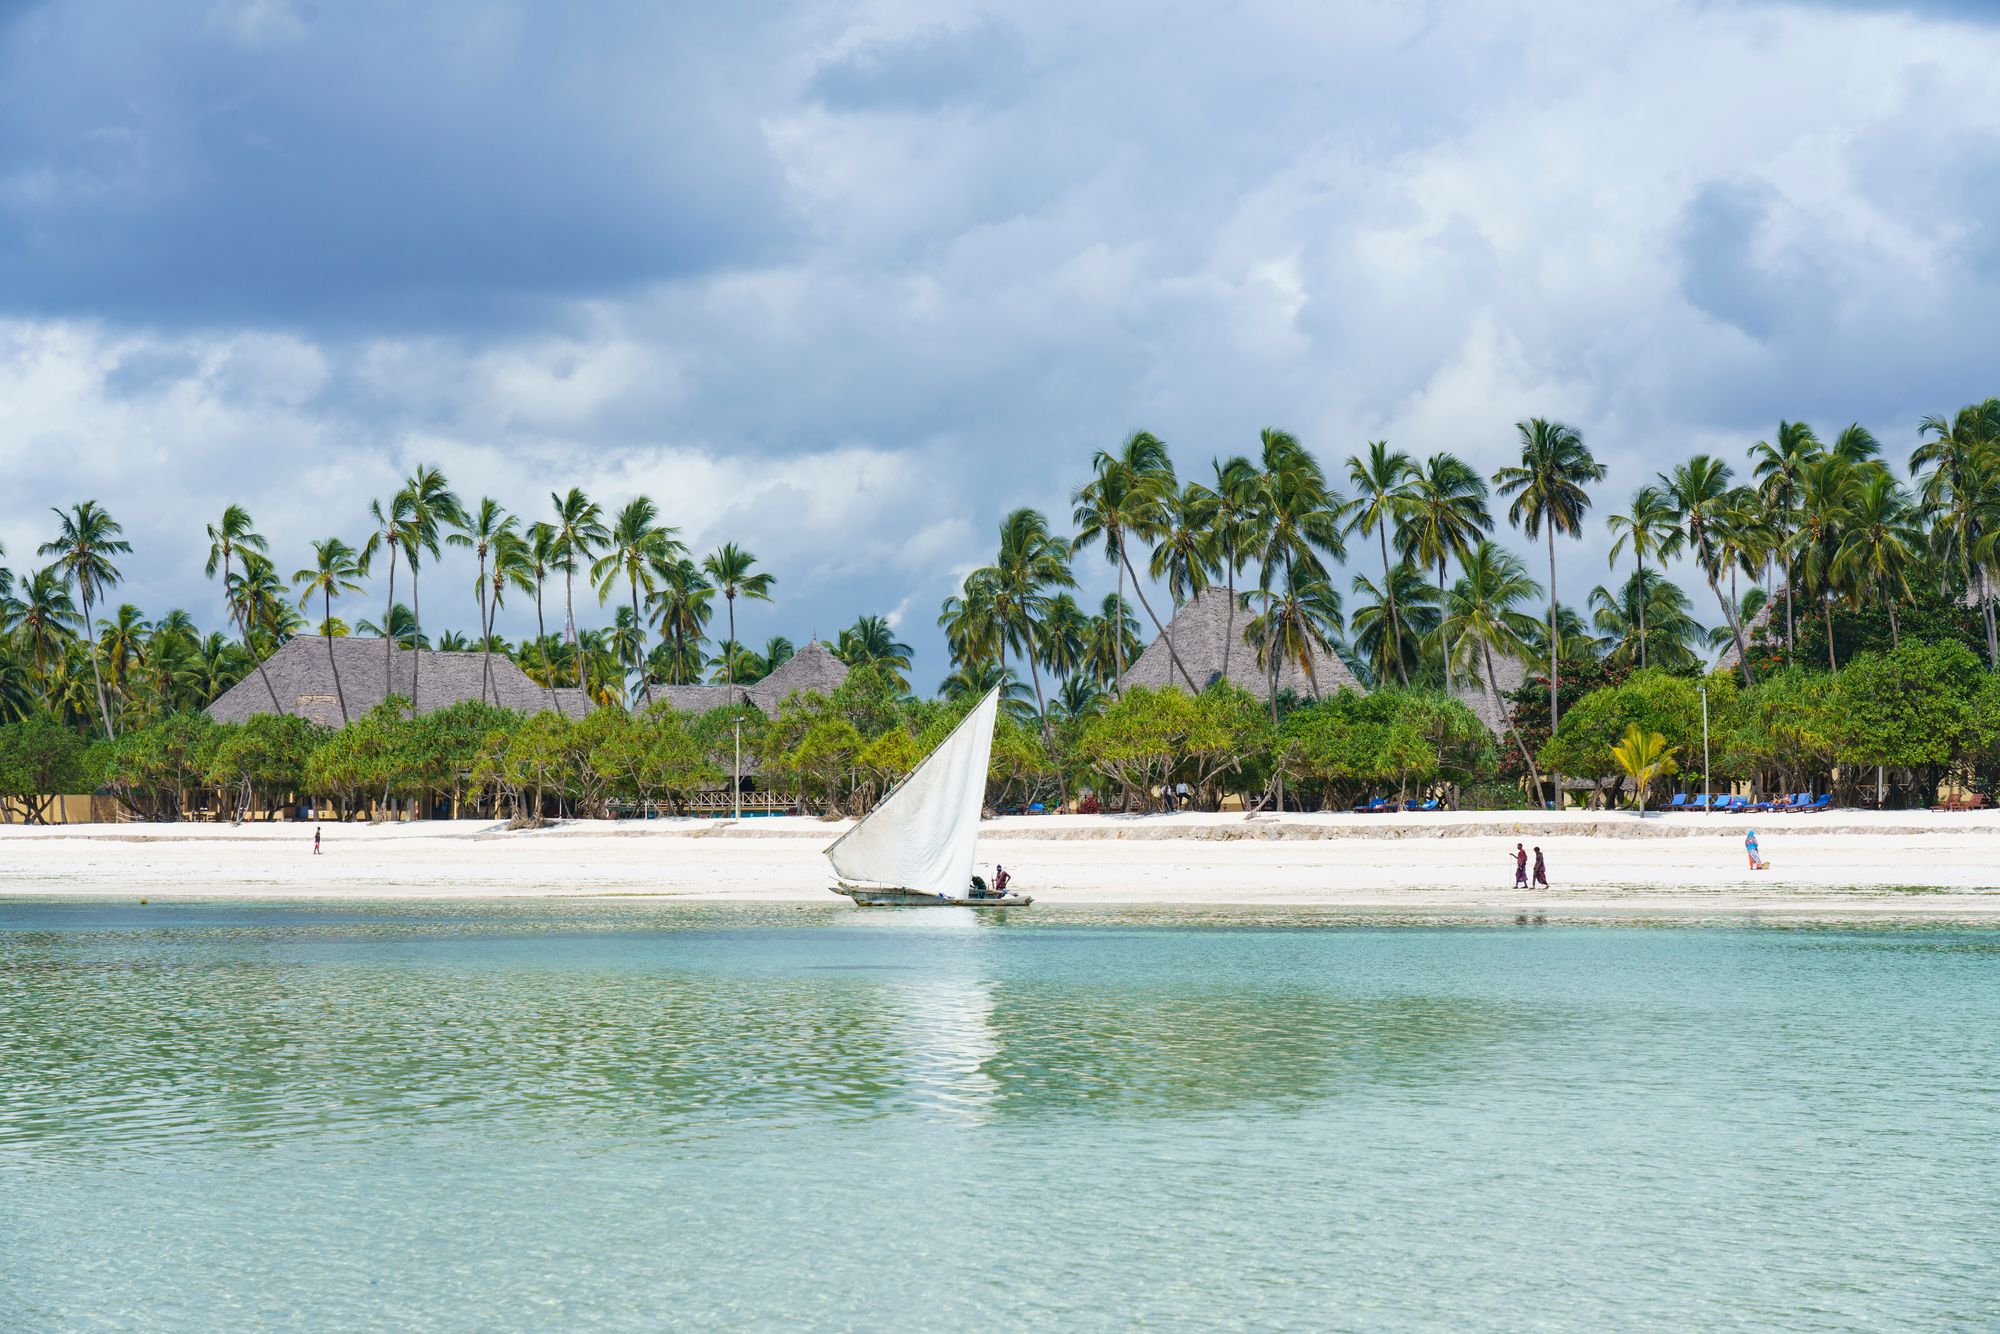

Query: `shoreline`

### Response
(4, 810, 1998, 914)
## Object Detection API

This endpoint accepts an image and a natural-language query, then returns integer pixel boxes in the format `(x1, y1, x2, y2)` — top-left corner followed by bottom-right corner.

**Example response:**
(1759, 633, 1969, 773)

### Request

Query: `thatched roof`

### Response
(1715, 598, 1774, 671)
(748, 640, 848, 713)
(1117, 587, 1364, 700)
(649, 641, 851, 718)
(206, 636, 592, 725)
(1454, 652, 1525, 737)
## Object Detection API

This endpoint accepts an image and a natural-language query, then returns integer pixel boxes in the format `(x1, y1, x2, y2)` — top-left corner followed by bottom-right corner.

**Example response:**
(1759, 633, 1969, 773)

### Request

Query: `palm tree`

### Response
(760, 636, 795, 675)
(1242, 572, 1345, 719)
(205, 505, 284, 718)
(834, 614, 914, 684)
(1660, 455, 1756, 686)
(1791, 456, 1855, 671)
(1439, 540, 1547, 806)
(988, 507, 1075, 726)
(1493, 418, 1604, 761)
(1609, 725, 1677, 813)
(97, 604, 150, 728)
(937, 658, 1034, 718)
(1913, 401, 2000, 668)
(1397, 452, 1491, 694)
(1589, 570, 1704, 673)
(39, 501, 131, 739)
(1349, 562, 1438, 688)
(1071, 431, 1197, 691)
(16, 566, 81, 700)
(521, 520, 563, 710)
(293, 537, 364, 724)
(551, 488, 609, 692)
(645, 555, 712, 686)
(700, 543, 774, 691)
(1345, 441, 1418, 685)
(1832, 467, 1922, 648)
(399, 465, 464, 709)
(1605, 485, 1676, 669)
(1749, 421, 1823, 653)
(1053, 673, 1105, 722)
(359, 489, 416, 703)
(1038, 592, 1093, 687)
(1082, 592, 1142, 688)
(447, 498, 519, 706)
(593, 497, 681, 707)
(229, 551, 294, 669)
(1194, 455, 1261, 682)
(1149, 482, 1219, 610)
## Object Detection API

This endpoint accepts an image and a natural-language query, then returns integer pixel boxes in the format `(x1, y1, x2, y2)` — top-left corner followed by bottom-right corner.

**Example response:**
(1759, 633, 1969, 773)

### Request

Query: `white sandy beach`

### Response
(3, 809, 1998, 914)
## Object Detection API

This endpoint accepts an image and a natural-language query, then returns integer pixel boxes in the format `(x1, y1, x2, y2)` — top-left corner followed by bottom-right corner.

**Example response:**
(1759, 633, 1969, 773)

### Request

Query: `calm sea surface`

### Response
(2, 900, 1997, 1330)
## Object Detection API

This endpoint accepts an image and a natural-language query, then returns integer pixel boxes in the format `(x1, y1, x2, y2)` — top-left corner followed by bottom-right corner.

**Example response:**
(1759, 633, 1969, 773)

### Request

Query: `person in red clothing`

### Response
(313, 825, 321, 856)
(1513, 843, 1528, 887)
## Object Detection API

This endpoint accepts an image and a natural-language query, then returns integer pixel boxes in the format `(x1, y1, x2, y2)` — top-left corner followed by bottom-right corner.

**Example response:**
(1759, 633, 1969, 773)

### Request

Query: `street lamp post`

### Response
(1698, 683, 1711, 811)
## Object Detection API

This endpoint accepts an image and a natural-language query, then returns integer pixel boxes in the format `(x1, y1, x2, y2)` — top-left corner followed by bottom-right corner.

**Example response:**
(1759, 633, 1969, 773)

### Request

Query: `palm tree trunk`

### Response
(383, 548, 398, 704)
(630, 578, 650, 707)
(1022, 624, 1068, 811)
(323, 594, 350, 725)
(1888, 601, 1900, 648)
(1437, 558, 1450, 695)
(1222, 544, 1238, 684)
(1381, 529, 1405, 686)
(1545, 530, 1561, 811)
(477, 555, 492, 706)
(724, 592, 736, 689)
(1824, 597, 1837, 673)
(566, 570, 584, 691)
(1636, 551, 1647, 669)
(533, 578, 558, 713)
(82, 589, 114, 740)
(1713, 576, 1753, 687)
(1982, 567, 1998, 671)
(1112, 553, 1126, 692)
(242, 604, 286, 720)
(411, 566, 422, 710)
(1783, 553, 1795, 655)
(1121, 549, 1198, 691)
(1487, 642, 1545, 808)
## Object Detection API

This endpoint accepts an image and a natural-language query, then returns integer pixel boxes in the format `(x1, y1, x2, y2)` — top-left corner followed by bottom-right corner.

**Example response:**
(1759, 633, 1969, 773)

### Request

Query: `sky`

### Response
(4, 0, 2000, 688)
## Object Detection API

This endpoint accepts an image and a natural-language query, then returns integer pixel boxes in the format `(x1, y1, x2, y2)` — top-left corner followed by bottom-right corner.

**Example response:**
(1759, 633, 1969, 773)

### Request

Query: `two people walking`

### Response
(1513, 842, 1547, 889)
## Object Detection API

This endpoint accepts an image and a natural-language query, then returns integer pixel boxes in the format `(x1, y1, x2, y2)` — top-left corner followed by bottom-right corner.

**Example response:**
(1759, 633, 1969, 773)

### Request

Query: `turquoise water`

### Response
(3, 902, 1998, 1330)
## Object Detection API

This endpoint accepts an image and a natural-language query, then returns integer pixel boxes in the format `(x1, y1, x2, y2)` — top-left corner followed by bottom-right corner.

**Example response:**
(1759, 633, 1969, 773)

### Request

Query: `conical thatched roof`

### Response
(205, 636, 592, 725)
(748, 640, 848, 713)
(1117, 588, 1364, 700)
(650, 641, 851, 718)
(1454, 652, 1524, 737)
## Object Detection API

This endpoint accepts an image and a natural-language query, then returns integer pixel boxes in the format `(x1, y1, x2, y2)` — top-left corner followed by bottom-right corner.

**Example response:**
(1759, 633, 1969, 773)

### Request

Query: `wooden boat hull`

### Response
(831, 883, 1033, 907)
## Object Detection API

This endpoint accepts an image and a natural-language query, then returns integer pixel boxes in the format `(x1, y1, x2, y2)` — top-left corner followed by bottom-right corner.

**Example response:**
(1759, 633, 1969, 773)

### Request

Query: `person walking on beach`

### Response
(1531, 846, 1548, 888)
(1745, 828, 1762, 870)
(1513, 843, 1528, 888)
(313, 825, 321, 856)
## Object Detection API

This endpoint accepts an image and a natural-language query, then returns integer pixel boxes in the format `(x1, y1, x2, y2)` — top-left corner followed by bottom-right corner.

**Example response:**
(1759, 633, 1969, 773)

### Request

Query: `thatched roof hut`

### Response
(1453, 652, 1525, 738)
(1117, 588, 1364, 699)
(652, 640, 851, 717)
(206, 636, 592, 725)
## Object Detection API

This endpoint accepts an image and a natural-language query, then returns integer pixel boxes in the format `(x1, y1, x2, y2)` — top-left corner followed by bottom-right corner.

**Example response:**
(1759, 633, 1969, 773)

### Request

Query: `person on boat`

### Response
(1531, 847, 1548, 888)
(994, 864, 1011, 894)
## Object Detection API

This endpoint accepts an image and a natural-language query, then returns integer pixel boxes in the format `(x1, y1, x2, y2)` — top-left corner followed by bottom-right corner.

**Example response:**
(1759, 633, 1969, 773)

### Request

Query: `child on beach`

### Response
(313, 826, 321, 856)
(1532, 847, 1548, 888)
(1513, 843, 1528, 887)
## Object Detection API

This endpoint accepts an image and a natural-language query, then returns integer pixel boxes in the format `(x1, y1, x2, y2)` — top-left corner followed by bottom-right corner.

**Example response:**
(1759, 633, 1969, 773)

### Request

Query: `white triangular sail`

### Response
(827, 687, 998, 892)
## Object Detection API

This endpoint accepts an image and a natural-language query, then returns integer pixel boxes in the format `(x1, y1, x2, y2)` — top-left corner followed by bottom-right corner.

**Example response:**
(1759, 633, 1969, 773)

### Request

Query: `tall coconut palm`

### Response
(1192, 455, 1262, 682)
(988, 507, 1075, 729)
(1749, 421, 1822, 653)
(1149, 483, 1219, 612)
(1791, 457, 1855, 671)
(939, 569, 1005, 673)
(1913, 401, 2000, 669)
(1605, 484, 1676, 669)
(1345, 441, 1419, 685)
(593, 497, 681, 706)
(293, 537, 364, 724)
(359, 489, 416, 703)
(398, 465, 464, 709)
(1083, 592, 1142, 688)
(520, 520, 563, 710)
(700, 543, 774, 691)
(1588, 570, 1704, 673)
(1349, 562, 1438, 688)
(1038, 592, 1092, 686)
(549, 488, 609, 693)
(205, 505, 284, 718)
(39, 501, 131, 739)
(15, 566, 81, 699)
(1396, 452, 1491, 694)
(833, 615, 914, 684)
(96, 604, 151, 728)
(447, 498, 519, 706)
(1439, 540, 1546, 806)
(1493, 418, 1604, 758)
(645, 555, 712, 686)
(1660, 455, 1756, 686)
(1242, 571, 1345, 719)
(1071, 431, 1197, 691)
(1831, 467, 1922, 648)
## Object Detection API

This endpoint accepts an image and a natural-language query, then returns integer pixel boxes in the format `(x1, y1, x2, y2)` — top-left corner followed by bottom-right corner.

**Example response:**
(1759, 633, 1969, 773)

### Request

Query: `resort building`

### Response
(1452, 653, 1524, 739)
(205, 636, 592, 726)
(654, 639, 851, 717)
(1116, 588, 1365, 699)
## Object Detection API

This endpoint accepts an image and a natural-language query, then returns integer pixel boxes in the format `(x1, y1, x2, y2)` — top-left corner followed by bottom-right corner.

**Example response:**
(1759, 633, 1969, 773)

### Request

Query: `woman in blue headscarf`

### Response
(1745, 828, 1762, 870)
